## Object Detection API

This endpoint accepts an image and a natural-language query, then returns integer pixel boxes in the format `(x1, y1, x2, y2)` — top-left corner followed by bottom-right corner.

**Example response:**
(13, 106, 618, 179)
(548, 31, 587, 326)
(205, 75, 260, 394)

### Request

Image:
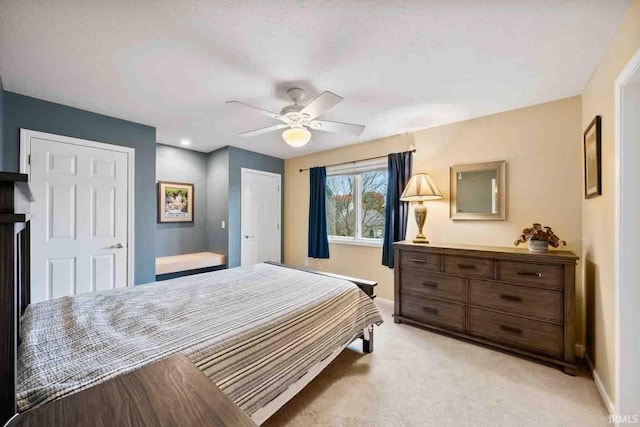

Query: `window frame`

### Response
(326, 160, 387, 247)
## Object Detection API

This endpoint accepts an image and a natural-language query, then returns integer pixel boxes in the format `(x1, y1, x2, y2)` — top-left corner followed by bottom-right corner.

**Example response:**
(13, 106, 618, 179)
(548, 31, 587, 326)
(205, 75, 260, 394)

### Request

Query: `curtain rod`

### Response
(298, 149, 416, 172)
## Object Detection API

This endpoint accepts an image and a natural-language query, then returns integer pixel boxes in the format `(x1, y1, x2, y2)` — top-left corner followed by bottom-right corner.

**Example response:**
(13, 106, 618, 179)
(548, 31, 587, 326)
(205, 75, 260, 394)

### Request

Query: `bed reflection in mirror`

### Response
(450, 161, 506, 220)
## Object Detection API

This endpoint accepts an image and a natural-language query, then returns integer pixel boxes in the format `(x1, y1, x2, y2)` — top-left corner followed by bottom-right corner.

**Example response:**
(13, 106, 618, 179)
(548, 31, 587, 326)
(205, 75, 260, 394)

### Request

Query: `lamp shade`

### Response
(282, 126, 311, 147)
(400, 173, 442, 202)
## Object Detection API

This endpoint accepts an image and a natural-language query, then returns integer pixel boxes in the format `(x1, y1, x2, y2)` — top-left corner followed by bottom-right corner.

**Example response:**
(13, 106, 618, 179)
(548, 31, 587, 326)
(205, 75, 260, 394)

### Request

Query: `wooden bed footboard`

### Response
(1, 173, 31, 426)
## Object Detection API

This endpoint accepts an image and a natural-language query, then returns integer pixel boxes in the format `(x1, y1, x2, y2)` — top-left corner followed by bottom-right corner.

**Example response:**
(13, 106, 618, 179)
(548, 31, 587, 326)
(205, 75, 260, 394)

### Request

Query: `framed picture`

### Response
(583, 116, 602, 199)
(157, 181, 194, 223)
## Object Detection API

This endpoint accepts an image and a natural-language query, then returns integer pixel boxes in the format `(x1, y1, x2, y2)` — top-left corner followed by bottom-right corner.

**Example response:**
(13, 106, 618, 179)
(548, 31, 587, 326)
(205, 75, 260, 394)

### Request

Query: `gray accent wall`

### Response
(201, 146, 284, 268)
(206, 147, 229, 257)
(156, 144, 208, 257)
(227, 146, 284, 268)
(2, 92, 157, 285)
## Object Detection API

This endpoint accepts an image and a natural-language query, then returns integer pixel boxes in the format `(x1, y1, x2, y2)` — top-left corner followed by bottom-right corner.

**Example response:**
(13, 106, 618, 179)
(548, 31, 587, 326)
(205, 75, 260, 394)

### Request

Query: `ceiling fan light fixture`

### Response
(228, 89, 364, 144)
(282, 126, 311, 147)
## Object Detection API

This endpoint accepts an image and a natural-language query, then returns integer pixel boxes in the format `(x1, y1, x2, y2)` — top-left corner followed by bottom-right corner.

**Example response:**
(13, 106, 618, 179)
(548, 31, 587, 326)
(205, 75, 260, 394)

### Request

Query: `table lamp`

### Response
(400, 173, 442, 244)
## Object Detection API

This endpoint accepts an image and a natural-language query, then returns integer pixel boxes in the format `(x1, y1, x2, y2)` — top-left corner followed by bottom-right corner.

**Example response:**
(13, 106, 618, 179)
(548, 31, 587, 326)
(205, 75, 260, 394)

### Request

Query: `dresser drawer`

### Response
(468, 308, 563, 358)
(400, 251, 440, 272)
(400, 269, 465, 302)
(401, 294, 465, 332)
(443, 256, 494, 279)
(498, 261, 563, 289)
(468, 280, 563, 321)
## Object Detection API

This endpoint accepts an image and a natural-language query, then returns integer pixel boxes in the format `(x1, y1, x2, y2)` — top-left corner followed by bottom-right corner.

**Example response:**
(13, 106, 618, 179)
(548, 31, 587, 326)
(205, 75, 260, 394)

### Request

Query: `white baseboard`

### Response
(585, 352, 616, 417)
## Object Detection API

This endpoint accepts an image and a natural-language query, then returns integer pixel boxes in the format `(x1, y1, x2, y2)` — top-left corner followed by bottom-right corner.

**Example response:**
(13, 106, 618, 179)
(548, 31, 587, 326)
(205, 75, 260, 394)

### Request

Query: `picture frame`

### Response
(157, 181, 194, 223)
(583, 116, 602, 199)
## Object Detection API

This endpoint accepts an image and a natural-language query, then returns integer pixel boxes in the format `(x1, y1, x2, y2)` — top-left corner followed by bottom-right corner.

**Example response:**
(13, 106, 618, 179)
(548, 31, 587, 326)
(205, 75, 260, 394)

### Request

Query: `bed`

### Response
(12, 260, 382, 425)
(0, 174, 383, 425)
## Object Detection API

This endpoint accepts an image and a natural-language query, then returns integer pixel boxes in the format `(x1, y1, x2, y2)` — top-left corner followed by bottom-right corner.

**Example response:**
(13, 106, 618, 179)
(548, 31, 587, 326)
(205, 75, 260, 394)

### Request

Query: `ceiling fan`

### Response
(226, 88, 365, 147)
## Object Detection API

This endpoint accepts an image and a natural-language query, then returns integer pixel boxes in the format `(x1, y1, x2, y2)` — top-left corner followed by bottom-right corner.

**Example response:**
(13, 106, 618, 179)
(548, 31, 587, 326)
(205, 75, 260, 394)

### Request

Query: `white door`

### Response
(241, 168, 281, 266)
(23, 131, 133, 302)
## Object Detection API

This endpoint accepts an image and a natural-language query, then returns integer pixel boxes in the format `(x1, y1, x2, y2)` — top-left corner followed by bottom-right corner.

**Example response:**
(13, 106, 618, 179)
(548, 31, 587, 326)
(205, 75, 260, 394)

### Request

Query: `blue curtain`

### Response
(308, 167, 330, 258)
(382, 151, 413, 267)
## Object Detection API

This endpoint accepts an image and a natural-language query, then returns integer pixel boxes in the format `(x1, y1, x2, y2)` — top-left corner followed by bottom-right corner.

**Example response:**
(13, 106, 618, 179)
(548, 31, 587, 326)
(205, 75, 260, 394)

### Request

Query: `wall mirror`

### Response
(450, 160, 506, 220)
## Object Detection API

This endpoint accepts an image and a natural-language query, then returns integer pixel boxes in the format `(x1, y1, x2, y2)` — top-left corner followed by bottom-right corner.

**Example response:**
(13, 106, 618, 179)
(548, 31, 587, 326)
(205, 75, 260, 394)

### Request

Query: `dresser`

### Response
(393, 241, 579, 375)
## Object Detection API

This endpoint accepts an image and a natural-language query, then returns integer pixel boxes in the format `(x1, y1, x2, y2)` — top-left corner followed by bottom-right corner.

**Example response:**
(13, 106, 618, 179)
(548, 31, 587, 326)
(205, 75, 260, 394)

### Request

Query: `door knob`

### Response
(110, 243, 124, 249)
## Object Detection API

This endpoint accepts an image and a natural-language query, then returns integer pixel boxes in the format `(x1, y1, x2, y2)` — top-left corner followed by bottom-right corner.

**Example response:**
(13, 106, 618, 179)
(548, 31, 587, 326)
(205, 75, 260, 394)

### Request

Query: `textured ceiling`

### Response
(0, 0, 629, 158)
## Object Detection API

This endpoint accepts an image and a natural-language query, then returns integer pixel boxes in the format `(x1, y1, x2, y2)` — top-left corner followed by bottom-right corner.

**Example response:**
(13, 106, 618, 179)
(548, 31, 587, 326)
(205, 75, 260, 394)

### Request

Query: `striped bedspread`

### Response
(17, 263, 382, 417)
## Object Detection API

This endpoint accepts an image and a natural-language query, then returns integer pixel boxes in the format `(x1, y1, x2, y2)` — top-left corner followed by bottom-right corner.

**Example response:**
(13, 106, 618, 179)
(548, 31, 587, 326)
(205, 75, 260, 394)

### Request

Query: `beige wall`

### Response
(581, 0, 640, 406)
(284, 96, 584, 341)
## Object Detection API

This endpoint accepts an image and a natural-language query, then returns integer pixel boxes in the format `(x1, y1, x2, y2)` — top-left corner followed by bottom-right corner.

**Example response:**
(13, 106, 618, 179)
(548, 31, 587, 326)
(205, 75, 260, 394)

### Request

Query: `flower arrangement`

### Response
(514, 223, 566, 251)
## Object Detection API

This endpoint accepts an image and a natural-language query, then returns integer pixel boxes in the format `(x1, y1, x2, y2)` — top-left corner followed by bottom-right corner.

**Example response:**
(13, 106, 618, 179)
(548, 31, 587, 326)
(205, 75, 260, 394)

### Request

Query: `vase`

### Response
(528, 239, 549, 253)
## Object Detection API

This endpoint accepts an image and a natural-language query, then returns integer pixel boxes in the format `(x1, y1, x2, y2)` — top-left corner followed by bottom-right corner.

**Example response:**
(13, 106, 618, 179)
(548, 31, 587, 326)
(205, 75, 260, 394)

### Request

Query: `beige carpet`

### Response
(264, 298, 608, 426)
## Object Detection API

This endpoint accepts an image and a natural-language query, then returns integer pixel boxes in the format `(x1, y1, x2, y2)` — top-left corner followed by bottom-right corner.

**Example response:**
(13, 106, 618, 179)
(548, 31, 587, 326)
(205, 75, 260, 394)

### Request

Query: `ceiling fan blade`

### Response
(226, 101, 286, 122)
(308, 120, 365, 136)
(300, 91, 343, 120)
(238, 123, 288, 137)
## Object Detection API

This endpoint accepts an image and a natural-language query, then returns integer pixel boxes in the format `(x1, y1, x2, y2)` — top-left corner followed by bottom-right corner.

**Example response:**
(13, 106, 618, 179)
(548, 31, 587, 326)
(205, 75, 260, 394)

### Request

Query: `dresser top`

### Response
(394, 241, 579, 263)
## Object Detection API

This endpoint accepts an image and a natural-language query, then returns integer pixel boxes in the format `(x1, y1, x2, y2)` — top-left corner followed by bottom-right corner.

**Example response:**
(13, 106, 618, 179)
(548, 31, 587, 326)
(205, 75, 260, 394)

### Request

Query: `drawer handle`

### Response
(500, 325, 523, 335)
(517, 270, 542, 277)
(410, 258, 427, 264)
(457, 264, 477, 269)
(422, 281, 439, 288)
(422, 307, 439, 315)
(499, 294, 523, 302)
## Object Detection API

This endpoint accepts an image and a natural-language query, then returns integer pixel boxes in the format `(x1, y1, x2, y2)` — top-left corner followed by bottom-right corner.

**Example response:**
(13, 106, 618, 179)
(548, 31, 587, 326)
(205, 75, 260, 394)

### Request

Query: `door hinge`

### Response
(28, 155, 31, 165)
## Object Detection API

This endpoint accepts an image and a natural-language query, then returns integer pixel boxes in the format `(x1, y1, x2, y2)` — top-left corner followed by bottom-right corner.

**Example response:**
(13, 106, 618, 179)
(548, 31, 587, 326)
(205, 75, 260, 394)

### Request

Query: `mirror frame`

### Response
(450, 160, 506, 221)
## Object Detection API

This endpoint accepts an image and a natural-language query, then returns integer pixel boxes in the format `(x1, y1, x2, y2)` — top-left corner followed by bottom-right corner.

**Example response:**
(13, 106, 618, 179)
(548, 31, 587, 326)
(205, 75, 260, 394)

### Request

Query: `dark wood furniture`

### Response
(10, 354, 256, 427)
(0, 172, 30, 425)
(393, 241, 579, 374)
(265, 261, 377, 352)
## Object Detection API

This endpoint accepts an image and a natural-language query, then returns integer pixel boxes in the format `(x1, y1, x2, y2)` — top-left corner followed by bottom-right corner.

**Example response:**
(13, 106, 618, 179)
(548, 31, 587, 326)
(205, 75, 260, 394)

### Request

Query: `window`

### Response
(326, 165, 388, 245)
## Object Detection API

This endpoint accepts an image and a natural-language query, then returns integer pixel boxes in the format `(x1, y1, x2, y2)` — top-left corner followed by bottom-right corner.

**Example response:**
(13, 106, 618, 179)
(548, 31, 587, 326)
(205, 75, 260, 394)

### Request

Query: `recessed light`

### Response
(181, 139, 191, 146)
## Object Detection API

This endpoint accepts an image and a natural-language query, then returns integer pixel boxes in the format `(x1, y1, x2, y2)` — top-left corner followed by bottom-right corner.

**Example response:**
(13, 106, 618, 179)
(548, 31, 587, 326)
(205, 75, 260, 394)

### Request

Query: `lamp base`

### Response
(413, 237, 429, 244)
(412, 201, 429, 244)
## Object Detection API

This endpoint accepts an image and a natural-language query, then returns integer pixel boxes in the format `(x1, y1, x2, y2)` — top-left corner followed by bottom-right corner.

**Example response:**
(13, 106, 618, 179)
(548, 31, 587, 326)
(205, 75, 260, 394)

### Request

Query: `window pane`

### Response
(326, 175, 356, 237)
(361, 170, 388, 239)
